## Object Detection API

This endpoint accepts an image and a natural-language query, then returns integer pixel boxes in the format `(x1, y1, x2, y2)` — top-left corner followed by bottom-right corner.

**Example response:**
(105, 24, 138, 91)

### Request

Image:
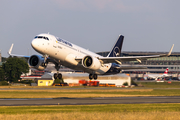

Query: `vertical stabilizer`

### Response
(107, 35, 124, 57)
(164, 68, 169, 74)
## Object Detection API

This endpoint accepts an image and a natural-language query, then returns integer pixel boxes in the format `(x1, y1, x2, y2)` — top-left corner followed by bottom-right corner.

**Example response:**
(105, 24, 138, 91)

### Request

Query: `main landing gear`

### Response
(54, 63, 62, 80)
(89, 74, 98, 80)
(54, 73, 62, 79)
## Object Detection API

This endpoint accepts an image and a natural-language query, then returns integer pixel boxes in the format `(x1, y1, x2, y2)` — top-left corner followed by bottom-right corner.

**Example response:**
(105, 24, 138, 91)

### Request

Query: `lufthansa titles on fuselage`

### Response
(56, 37, 72, 47)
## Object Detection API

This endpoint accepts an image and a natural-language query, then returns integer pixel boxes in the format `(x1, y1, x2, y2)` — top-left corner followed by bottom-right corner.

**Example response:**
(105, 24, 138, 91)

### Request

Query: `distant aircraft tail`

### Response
(164, 68, 169, 74)
(107, 35, 124, 57)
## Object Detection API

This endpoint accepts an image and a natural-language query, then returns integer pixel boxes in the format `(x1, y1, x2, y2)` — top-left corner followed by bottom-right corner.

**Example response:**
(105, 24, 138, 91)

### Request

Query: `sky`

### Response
(0, 0, 180, 57)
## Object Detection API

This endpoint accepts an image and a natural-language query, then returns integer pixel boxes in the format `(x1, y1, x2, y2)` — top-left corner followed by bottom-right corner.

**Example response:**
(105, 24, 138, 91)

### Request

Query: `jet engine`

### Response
(82, 56, 101, 71)
(28, 55, 47, 71)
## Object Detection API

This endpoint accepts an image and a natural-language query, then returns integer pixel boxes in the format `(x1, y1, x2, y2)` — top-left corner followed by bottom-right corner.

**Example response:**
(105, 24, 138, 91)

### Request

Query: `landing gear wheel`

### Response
(89, 74, 93, 80)
(58, 73, 62, 79)
(42, 63, 46, 67)
(93, 74, 97, 80)
(54, 73, 58, 79)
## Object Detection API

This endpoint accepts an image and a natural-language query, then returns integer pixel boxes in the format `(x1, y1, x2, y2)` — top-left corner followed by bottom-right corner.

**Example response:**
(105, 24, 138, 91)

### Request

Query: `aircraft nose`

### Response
(31, 39, 39, 49)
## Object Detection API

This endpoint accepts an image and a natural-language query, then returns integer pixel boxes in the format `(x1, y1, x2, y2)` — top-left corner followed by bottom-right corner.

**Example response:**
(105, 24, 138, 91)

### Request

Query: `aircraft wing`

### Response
(98, 44, 174, 64)
(8, 44, 56, 63)
(8, 44, 30, 59)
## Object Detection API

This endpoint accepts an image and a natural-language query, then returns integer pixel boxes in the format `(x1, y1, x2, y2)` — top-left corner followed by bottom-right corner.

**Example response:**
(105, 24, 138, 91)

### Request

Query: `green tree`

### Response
(54, 78, 64, 84)
(0, 67, 5, 81)
(123, 82, 129, 86)
(2, 57, 29, 83)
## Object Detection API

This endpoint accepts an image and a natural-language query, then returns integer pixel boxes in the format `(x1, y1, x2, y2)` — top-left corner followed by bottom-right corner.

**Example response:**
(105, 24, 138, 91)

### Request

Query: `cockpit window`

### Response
(34, 36, 49, 40)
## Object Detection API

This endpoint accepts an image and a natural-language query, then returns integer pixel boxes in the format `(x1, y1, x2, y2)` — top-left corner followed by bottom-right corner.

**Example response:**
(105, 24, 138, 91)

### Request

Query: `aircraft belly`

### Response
(95, 64, 112, 74)
(61, 62, 110, 75)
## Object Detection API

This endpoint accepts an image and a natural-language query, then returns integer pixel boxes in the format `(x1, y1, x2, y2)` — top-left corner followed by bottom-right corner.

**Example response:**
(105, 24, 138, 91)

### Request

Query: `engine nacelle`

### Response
(28, 55, 47, 71)
(82, 56, 101, 71)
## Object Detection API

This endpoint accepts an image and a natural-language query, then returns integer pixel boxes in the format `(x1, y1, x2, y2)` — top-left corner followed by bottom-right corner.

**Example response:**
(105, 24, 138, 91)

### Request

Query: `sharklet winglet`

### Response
(167, 44, 174, 56)
(8, 44, 14, 56)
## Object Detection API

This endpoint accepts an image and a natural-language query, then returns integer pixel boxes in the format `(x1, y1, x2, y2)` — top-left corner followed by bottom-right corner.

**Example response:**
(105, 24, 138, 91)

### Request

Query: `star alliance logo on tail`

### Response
(113, 47, 120, 57)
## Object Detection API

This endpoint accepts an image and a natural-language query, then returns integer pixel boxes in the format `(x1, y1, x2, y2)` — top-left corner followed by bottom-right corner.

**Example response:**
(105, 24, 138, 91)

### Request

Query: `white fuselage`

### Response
(144, 73, 171, 80)
(31, 34, 112, 75)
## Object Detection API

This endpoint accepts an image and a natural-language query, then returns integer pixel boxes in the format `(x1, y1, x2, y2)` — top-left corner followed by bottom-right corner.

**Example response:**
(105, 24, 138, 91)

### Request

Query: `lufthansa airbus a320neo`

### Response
(8, 33, 174, 80)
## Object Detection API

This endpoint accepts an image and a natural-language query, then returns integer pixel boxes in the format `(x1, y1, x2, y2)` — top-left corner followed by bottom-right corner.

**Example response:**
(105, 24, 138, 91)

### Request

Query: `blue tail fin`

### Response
(107, 35, 124, 57)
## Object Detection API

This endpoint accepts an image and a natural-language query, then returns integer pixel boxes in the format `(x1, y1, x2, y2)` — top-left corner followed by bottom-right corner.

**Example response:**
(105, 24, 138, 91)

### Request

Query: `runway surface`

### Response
(0, 96, 180, 106)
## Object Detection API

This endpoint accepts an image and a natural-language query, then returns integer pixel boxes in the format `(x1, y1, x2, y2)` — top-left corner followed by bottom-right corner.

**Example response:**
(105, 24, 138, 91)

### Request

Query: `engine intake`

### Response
(28, 55, 47, 71)
(82, 56, 101, 71)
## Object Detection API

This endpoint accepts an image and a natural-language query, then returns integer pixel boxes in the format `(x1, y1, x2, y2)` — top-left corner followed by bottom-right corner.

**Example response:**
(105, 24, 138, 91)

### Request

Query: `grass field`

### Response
(0, 82, 180, 120)
(0, 104, 180, 120)
(1, 81, 180, 88)
(0, 81, 180, 98)
(137, 81, 180, 88)
(1, 88, 180, 98)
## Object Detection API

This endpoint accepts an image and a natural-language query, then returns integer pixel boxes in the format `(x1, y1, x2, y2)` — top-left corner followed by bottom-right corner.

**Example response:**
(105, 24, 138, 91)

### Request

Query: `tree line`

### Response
(0, 57, 29, 83)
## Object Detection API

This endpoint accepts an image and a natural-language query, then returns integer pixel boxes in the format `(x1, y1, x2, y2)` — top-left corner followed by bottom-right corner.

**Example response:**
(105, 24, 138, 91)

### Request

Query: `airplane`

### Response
(144, 68, 172, 80)
(8, 33, 174, 80)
